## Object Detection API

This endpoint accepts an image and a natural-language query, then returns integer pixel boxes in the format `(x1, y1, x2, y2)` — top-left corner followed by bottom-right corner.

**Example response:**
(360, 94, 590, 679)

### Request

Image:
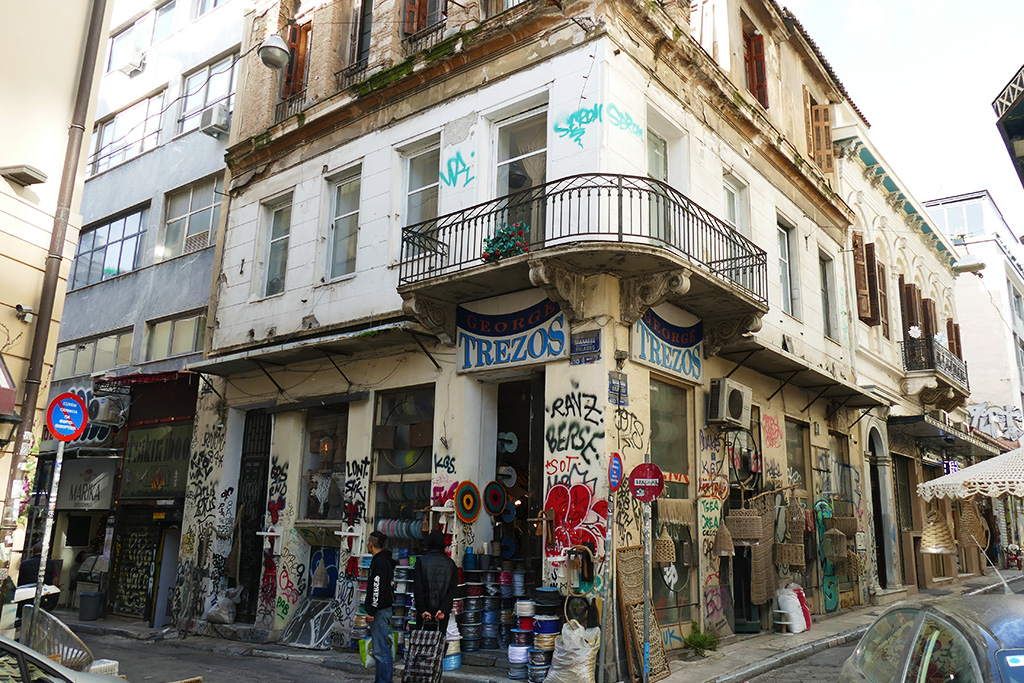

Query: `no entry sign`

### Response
(609, 453, 624, 492)
(46, 393, 88, 442)
(628, 463, 665, 502)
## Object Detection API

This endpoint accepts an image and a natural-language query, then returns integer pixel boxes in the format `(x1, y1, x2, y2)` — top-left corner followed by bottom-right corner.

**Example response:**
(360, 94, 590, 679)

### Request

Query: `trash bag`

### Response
(544, 620, 601, 683)
(359, 631, 398, 669)
(204, 585, 244, 624)
(775, 585, 807, 634)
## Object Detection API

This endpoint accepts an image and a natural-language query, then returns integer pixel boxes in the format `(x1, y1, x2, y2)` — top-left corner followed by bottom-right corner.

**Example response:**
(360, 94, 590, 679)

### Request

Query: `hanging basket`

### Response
(837, 551, 865, 576)
(825, 516, 859, 538)
(726, 508, 762, 543)
(823, 527, 848, 563)
(958, 501, 987, 549)
(654, 525, 676, 564)
(713, 523, 735, 557)
(774, 542, 805, 567)
(785, 498, 804, 542)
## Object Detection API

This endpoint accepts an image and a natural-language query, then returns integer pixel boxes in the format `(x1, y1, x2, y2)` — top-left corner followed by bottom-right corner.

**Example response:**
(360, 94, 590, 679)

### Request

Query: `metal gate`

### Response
(110, 507, 162, 619)
(235, 409, 271, 624)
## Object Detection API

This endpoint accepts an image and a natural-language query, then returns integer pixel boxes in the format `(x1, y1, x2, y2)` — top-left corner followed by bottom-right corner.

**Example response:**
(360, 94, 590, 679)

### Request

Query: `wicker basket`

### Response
(774, 542, 805, 567)
(785, 498, 804, 542)
(958, 501, 987, 549)
(825, 516, 859, 538)
(823, 527, 848, 562)
(726, 509, 763, 543)
(838, 550, 864, 576)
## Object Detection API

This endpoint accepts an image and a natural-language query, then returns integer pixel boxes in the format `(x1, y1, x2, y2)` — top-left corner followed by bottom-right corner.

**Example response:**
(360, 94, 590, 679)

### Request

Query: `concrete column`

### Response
(873, 455, 900, 588)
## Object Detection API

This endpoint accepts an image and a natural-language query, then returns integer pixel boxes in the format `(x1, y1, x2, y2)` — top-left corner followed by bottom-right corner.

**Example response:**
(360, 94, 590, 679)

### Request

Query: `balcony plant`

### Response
(481, 222, 529, 263)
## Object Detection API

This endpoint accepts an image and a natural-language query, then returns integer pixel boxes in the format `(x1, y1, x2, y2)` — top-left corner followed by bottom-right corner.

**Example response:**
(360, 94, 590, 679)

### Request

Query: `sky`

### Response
(782, 0, 1024, 235)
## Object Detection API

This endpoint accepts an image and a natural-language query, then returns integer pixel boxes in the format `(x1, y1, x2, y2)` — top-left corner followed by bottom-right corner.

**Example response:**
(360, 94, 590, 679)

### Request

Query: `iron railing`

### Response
(901, 337, 970, 389)
(403, 19, 447, 55)
(274, 89, 307, 123)
(398, 173, 769, 305)
(336, 59, 369, 91)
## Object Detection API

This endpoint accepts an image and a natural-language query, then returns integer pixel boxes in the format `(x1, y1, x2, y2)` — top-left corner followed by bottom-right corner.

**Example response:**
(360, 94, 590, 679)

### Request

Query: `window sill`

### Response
(317, 272, 357, 287)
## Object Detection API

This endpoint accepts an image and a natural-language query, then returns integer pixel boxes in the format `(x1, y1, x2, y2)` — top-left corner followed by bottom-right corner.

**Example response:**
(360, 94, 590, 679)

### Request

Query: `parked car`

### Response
(840, 596, 1024, 682)
(0, 634, 124, 683)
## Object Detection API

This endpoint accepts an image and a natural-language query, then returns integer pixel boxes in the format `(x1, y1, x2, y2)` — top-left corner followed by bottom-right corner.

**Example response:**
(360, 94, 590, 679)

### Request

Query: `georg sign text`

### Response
(457, 298, 567, 372)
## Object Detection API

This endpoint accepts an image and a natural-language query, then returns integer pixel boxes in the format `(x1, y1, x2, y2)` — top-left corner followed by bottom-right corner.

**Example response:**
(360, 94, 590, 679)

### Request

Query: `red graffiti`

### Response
(763, 415, 782, 449)
(268, 496, 285, 524)
(543, 483, 608, 557)
(432, 482, 457, 504)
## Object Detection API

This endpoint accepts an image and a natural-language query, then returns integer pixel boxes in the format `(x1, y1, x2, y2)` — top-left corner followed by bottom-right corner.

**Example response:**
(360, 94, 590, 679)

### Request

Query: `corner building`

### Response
(181, 0, 971, 661)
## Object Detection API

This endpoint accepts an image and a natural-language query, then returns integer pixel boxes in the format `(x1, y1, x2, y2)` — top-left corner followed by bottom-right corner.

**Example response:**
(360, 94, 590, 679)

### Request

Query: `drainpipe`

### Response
(3, 0, 109, 536)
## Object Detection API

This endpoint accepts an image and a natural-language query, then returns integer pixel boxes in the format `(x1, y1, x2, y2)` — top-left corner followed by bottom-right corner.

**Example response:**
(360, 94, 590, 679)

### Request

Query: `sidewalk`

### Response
(58, 569, 1024, 683)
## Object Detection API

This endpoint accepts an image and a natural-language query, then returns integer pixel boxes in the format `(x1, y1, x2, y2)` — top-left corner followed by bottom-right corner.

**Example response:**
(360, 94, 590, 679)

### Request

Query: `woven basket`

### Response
(825, 516, 859, 538)
(823, 527, 848, 562)
(958, 501, 987, 549)
(726, 509, 762, 543)
(838, 551, 864, 576)
(785, 498, 804, 542)
(774, 542, 805, 567)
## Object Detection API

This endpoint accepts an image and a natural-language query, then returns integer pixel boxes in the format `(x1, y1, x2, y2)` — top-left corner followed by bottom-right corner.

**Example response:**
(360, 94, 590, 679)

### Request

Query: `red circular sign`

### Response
(46, 392, 88, 442)
(628, 463, 665, 502)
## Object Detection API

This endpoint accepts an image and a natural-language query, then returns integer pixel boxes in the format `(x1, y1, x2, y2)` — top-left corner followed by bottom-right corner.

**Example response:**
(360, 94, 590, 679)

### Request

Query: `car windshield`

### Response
(855, 609, 922, 682)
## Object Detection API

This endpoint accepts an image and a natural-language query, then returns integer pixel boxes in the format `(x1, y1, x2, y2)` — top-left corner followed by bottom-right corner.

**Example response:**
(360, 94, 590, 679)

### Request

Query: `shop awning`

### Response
(716, 338, 887, 410)
(189, 321, 425, 376)
(889, 414, 1001, 461)
(918, 446, 1024, 500)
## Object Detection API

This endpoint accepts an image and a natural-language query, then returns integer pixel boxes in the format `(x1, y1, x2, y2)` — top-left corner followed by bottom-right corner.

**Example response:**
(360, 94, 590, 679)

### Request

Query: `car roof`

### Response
(889, 596, 1024, 649)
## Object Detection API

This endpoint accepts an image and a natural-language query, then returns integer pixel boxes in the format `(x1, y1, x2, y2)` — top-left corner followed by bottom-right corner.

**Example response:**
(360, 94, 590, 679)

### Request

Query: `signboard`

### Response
(631, 306, 702, 384)
(119, 422, 193, 499)
(56, 458, 118, 511)
(609, 453, 624, 491)
(456, 297, 567, 373)
(46, 393, 88, 442)
(608, 371, 628, 407)
(570, 330, 601, 366)
(629, 463, 665, 502)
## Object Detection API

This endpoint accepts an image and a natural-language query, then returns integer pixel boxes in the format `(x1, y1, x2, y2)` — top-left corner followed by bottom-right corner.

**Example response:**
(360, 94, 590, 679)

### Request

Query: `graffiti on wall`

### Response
(554, 104, 603, 147)
(762, 415, 783, 450)
(969, 403, 1024, 442)
(703, 584, 730, 636)
(439, 151, 475, 188)
(344, 456, 370, 524)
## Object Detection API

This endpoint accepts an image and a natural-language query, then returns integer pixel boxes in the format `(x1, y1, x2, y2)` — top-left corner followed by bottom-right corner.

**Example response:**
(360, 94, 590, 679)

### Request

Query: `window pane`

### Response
(336, 178, 360, 216)
(107, 217, 125, 243)
(650, 379, 688, 498)
(167, 189, 190, 221)
(331, 214, 358, 278)
(94, 335, 117, 372)
(116, 331, 133, 365)
(121, 235, 140, 271)
(499, 115, 546, 162)
(408, 149, 439, 191)
(92, 224, 109, 248)
(183, 70, 207, 116)
(148, 321, 171, 360)
(271, 206, 291, 240)
(54, 347, 74, 380)
(108, 28, 133, 71)
(191, 179, 215, 211)
(207, 59, 232, 104)
(723, 185, 737, 225)
(407, 186, 437, 225)
(77, 229, 96, 254)
(87, 250, 106, 285)
(647, 131, 668, 183)
(103, 240, 123, 277)
(74, 341, 95, 375)
(153, 1, 175, 42)
(905, 617, 981, 683)
(125, 209, 144, 236)
(266, 240, 287, 296)
(170, 317, 196, 355)
(187, 208, 213, 236)
(374, 386, 434, 477)
(854, 609, 919, 683)
(162, 220, 185, 260)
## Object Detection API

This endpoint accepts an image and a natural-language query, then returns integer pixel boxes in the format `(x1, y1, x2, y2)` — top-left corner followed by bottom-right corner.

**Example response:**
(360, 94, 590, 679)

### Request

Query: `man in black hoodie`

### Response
(364, 531, 394, 683)
(413, 530, 459, 636)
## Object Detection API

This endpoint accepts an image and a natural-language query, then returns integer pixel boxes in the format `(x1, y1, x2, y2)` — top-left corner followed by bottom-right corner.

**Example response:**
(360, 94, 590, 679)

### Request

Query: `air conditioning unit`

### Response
(708, 377, 752, 429)
(92, 395, 125, 426)
(119, 49, 146, 77)
(200, 103, 230, 138)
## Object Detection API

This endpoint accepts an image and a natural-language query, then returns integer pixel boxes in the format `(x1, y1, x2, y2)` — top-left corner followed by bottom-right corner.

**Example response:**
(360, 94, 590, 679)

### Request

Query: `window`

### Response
(179, 54, 238, 133)
(946, 319, 963, 360)
(905, 616, 982, 683)
(878, 260, 890, 339)
(647, 130, 669, 241)
(107, 25, 136, 72)
(852, 609, 920, 682)
(785, 420, 808, 493)
(403, 0, 446, 36)
(263, 200, 292, 297)
(406, 146, 440, 227)
(153, 1, 176, 43)
(802, 87, 834, 173)
(1011, 281, 1024, 319)
(54, 330, 134, 379)
(353, 0, 373, 63)
(146, 313, 205, 361)
(743, 26, 768, 108)
(722, 174, 748, 236)
(497, 110, 547, 236)
(159, 175, 224, 261)
(198, 0, 226, 16)
(328, 172, 361, 279)
(88, 92, 164, 175)
(373, 386, 434, 477)
(820, 252, 837, 339)
(777, 222, 797, 317)
(1016, 335, 1024, 385)
(301, 407, 349, 520)
(650, 379, 688, 498)
(829, 432, 852, 503)
(282, 22, 312, 99)
(70, 207, 148, 289)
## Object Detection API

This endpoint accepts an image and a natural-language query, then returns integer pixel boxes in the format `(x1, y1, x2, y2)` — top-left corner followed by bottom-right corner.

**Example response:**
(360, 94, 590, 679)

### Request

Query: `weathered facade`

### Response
(178, 0, 982, 664)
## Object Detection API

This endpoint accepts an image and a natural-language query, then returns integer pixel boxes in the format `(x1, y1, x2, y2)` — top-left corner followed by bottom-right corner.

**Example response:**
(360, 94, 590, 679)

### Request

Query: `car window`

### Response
(998, 649, 1024, 683)
(25, 659, 69, 683)
(0, 650, 22, 683)
(854, 609, 922, 682)
(905, 615, 982, 683)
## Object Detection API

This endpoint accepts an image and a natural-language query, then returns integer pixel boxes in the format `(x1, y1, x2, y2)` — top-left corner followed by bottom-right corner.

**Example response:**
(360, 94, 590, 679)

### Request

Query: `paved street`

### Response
(747, 642, 856, 683)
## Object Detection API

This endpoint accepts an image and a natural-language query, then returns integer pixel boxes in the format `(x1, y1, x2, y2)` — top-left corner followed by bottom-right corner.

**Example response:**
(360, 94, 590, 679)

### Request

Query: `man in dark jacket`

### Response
(413, 530, 458, 635)
(364, 531, 394, 683)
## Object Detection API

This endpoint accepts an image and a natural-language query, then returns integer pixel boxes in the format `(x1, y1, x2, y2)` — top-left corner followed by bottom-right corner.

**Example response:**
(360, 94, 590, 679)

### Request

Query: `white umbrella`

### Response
(918, 446, 1024, 501)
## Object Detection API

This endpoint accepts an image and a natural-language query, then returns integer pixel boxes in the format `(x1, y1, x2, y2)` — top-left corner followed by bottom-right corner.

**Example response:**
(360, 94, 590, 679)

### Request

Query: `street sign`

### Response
(609, 453, 624, 491)
(628, 463, 665, 502)
(46, 393, 88, 442)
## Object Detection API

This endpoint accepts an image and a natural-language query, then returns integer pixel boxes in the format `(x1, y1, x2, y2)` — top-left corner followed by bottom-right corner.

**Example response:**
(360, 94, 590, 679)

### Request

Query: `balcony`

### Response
(398, 174, 768, 333)
(274, 89, 307, 124)
(403, 20, 447, 55)
(900, 337, 970, 410)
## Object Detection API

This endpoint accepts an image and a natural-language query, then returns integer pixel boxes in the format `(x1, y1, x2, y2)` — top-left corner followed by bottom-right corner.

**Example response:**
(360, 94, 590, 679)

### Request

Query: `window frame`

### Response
(326, 170, 362, 281)
(69, 206, 149, 290)
(178, 53, 238, 134)
(722, 174, 748, 237)
(88, 92, 165, 176)
(106, 24, 137, 73)
(405, 144, 441, 227)
(145, 312, 206, 362)
(743, 26, 768, 108)
(261, 196, 293, 298)
(777, 221, 798, 318)
(495, 108, 547, 198)
(55, 329, 134, 379)
(159, 174, 224, 261)
(152, 1, 176, 43)
(819, 251, 837, 340)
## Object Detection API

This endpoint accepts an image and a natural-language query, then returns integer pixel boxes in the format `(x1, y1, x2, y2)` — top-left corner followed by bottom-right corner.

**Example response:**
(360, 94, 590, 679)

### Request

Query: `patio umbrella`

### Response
(918, 446, 1024, 501)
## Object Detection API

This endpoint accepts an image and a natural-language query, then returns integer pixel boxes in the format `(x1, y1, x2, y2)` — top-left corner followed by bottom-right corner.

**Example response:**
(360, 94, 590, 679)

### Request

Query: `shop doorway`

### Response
(892, 454, 914, 586)
(235, 409, 272, 624)
(495, 376, 543, 576)
(152, 528, 180, 628)
(109, 506, 162, 619)
(868, 432, 889, 590)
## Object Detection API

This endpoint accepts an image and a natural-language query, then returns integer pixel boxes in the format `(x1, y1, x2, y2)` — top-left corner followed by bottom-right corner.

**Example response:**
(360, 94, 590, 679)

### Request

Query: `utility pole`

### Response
(2, 0, 109, 542)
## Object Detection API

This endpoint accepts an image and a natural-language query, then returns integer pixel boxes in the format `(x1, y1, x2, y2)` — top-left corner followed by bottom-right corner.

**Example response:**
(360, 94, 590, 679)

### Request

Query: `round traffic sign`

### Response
(609, 453, 624, 492)
(628, 463, 665, 502)
(46, 393, 88, 442)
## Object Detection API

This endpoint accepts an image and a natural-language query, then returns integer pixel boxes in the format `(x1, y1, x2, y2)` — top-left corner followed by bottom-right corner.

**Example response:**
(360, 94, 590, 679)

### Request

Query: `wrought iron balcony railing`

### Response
(274, 89, 307, 124)
(900, 337, 969, 390)
(403, 18, 447, 55)
(398, 173, 768, 306)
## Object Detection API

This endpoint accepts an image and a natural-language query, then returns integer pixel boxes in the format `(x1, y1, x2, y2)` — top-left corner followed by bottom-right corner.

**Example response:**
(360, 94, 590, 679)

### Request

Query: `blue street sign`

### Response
(609, 452, 624, 491)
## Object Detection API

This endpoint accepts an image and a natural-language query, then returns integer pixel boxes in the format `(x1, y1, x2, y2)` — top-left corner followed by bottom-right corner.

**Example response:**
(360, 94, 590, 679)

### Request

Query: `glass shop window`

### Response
(785, 419, 808, 496)
(301, 407, 349, 520)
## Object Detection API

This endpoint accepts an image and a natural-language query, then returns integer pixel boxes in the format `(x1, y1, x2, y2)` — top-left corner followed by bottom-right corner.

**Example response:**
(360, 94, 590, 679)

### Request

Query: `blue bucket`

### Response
(442, 653, 462, 671)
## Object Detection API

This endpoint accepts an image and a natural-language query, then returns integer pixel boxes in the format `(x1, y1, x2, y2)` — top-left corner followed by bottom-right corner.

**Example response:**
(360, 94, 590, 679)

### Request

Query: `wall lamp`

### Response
(258, 34, 291, 70)
(951, 255, 985, 274)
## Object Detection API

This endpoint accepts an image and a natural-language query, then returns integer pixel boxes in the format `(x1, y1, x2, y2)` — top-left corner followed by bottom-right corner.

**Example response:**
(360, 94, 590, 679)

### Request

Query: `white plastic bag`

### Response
(775, 586, 806, 634)
(204, 585, 244, 624)
(544, 620, 601, 683)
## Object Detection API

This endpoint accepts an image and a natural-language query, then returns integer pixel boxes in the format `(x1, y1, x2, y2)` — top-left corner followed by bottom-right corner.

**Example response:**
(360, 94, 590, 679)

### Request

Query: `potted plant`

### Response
(481, 222, 529, 263)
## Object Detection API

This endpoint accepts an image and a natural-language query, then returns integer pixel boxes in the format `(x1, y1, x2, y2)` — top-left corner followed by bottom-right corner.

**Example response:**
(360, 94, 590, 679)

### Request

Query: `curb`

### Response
(705, 626, 868, 683)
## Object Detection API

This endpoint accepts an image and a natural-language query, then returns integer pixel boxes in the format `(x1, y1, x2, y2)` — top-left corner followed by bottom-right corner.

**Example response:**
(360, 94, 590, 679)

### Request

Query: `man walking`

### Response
(413, 530, 459, 635)
(365, 531, 395, 683)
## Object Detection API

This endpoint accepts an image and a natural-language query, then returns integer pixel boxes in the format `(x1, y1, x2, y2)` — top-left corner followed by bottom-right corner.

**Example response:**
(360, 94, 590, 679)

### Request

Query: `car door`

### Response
(846, 608, 923, 682)
(904, 614, 984, 683)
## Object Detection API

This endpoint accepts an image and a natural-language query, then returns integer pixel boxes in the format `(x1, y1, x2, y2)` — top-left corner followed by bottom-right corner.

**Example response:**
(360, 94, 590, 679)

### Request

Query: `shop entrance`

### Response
(495, 376, 543, 574)
(235, 409, 272, 624)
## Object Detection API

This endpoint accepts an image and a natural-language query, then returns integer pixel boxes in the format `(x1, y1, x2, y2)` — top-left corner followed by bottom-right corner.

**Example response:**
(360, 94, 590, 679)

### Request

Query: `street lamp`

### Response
(258, 34, 291, 70)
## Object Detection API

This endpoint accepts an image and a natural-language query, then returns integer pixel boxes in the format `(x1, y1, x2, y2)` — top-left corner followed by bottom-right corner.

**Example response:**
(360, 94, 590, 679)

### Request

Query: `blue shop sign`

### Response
(457, 298, 568, 372)
(632, 307, 702, 383)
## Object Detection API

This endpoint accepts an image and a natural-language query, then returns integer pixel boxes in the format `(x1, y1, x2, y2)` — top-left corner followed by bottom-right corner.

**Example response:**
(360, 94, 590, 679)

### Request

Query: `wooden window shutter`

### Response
(898, 274, 909, 335)
(747, 33, 768, 108)
(953, 323, 963, 360)
(803, 86, 813, 157)
(863, 243, 881, 325)
(945, 319, 960, 359)
(922, 298, 938, 338)
(878, 261, 890, 338)
(404, 0, 421, 35)
(852, 232, 872, 321)
(282, 23, 311, 98)
(811, 103, 834, 173)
